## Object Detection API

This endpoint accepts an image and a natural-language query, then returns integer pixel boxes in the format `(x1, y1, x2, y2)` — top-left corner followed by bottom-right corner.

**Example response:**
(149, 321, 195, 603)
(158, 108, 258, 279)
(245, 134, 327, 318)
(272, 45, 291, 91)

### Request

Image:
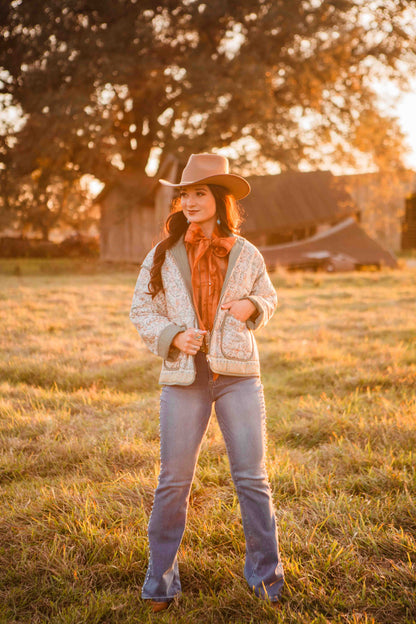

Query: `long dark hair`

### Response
(147, 184, 243, 298)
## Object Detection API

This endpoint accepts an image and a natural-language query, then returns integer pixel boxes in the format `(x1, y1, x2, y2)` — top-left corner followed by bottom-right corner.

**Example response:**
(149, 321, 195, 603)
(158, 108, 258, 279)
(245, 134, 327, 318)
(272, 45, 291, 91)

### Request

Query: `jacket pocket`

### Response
(163, 351, 182, 370)
(220, 312, 255, 361)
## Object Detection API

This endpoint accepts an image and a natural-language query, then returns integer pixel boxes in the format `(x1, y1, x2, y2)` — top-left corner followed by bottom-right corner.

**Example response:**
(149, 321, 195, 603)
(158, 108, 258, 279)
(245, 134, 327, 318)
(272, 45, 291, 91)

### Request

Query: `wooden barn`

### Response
(96, 155, 397, 269)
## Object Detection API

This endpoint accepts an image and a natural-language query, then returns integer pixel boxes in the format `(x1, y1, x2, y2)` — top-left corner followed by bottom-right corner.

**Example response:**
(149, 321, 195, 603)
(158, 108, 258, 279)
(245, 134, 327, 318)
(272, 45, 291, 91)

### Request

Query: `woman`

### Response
(130, 153, 284, 612)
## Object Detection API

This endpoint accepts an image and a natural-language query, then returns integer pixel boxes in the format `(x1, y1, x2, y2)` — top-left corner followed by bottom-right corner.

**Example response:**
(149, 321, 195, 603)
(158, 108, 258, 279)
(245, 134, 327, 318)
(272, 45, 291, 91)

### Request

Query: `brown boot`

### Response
(149, 600, 171, 613)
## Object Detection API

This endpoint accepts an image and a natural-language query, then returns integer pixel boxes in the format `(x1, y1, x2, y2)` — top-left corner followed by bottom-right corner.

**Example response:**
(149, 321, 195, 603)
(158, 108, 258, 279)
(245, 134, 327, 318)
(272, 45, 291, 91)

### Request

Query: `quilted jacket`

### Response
(129, 235, 277, 385)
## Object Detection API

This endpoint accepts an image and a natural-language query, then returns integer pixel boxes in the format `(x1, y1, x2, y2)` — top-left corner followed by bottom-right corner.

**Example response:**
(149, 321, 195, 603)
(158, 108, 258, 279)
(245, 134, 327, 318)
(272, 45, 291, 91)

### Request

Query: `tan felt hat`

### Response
(159, 153, 251, 200)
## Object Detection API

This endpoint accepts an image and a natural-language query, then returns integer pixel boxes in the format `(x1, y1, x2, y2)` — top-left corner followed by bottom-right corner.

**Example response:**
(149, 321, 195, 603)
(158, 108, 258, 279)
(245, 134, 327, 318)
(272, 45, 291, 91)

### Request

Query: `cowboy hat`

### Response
(159, 153, 251, 200)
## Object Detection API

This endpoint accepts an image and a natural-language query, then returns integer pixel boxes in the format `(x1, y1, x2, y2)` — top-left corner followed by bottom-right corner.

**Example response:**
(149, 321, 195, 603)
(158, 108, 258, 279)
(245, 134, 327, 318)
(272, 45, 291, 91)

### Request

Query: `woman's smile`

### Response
(180, 184, 217, 235)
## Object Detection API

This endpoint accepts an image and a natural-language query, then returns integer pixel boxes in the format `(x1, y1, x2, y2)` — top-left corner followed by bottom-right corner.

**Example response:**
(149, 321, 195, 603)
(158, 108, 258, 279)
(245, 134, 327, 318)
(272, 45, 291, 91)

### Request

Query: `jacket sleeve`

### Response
(129, 251, 186, 360)
(245, 253, 278, 332)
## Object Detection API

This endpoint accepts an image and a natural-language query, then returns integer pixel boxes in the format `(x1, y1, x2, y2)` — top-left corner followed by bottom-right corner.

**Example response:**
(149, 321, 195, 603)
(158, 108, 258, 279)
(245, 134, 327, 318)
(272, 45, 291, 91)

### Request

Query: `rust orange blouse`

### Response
(184, 223, 236, 332)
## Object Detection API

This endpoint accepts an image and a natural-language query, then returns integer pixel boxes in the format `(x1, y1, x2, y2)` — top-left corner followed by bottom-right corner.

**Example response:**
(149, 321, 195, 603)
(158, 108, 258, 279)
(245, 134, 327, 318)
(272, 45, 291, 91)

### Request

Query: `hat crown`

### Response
(181, 153, 229, 184)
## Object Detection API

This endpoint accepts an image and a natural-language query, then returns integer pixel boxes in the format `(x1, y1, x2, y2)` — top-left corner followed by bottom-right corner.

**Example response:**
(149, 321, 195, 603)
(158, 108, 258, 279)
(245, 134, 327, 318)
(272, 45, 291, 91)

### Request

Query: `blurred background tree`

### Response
(0, 0, 415, 239)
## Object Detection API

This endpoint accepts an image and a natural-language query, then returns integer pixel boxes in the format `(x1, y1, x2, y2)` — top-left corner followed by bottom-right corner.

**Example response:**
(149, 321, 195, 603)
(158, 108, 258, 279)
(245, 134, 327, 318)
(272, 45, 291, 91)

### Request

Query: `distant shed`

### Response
(260, 218, 397, 271)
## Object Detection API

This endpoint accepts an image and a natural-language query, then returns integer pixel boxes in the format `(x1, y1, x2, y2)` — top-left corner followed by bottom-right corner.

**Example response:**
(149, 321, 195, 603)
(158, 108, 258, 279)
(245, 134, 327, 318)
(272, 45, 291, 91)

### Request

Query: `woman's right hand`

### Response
(172, 329, 207, 355)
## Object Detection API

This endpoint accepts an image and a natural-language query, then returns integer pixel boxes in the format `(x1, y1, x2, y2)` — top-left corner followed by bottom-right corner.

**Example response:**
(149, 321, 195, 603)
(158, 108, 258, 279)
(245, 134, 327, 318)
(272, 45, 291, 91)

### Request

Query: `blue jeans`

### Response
(142, 352, 284, 602)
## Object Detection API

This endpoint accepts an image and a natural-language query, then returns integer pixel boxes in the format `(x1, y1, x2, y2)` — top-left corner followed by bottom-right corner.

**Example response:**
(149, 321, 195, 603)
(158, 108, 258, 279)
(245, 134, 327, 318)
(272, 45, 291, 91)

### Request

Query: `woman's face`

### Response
(179, 184, 217, 234)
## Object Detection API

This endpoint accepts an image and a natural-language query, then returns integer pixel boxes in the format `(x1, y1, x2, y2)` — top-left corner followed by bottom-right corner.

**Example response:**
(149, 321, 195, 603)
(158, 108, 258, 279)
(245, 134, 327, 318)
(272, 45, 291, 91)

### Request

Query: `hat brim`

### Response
(159, 174, 250, 200)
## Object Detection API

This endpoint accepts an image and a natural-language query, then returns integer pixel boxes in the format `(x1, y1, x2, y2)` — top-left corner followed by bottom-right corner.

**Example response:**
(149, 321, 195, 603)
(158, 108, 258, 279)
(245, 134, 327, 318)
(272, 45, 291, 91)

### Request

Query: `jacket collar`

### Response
(170, 234, 244, 300)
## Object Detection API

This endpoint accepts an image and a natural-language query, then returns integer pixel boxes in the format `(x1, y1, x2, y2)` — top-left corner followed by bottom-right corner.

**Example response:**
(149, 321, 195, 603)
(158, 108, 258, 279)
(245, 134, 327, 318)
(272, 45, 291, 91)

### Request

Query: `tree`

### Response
(1, 0, 415, 236)
(0, 101, 96, 239)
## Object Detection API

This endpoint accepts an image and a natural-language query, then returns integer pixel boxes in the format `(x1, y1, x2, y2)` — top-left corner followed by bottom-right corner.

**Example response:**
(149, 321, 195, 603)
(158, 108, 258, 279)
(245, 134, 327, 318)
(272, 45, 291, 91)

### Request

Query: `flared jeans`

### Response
(142, 352, 284, 602)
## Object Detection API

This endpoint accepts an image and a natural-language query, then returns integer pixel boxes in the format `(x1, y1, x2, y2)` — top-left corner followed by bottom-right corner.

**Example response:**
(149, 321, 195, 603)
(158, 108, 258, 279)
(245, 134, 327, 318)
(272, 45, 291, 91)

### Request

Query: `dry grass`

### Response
(0, 259, 415, 623)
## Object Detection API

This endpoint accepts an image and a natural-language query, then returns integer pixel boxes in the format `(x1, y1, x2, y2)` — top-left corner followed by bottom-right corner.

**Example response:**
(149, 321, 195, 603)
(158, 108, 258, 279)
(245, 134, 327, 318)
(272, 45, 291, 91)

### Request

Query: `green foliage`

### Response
(0, 263, 415, 623)
(0, 0, 415, 237)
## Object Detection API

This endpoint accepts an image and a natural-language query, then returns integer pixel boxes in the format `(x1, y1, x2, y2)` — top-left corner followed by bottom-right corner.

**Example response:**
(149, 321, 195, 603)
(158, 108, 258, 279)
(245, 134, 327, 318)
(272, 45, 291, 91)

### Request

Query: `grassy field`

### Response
(0, 259, 415, 624)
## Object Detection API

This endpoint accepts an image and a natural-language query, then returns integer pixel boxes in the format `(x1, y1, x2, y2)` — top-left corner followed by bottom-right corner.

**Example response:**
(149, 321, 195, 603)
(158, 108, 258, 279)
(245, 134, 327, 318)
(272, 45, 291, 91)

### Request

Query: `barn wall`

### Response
(100, 192, 157, 263)
(99, 161, 179, 263)
(128, 204, 155, 263)
(155, 165, 176, 230)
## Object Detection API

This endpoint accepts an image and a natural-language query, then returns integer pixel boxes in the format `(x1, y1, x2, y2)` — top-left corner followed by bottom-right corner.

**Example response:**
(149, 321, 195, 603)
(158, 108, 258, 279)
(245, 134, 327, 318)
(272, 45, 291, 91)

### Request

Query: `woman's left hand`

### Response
(221, 299, 257, 322)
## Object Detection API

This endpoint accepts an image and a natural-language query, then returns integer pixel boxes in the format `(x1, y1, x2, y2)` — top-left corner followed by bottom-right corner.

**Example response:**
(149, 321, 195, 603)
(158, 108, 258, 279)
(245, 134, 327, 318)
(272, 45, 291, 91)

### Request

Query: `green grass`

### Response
(0, 259, 415, 623)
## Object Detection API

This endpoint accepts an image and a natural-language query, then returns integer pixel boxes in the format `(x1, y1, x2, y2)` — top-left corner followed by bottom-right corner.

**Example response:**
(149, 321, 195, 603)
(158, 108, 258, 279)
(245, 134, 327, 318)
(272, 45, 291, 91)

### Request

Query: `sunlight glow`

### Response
(397, 90, 416, 169)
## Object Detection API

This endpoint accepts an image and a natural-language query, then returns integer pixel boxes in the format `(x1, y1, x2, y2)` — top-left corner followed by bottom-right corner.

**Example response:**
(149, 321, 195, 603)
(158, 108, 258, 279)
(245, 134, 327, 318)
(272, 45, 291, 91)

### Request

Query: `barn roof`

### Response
(259, 217, 397, 269)
(241, 170, 356, 234)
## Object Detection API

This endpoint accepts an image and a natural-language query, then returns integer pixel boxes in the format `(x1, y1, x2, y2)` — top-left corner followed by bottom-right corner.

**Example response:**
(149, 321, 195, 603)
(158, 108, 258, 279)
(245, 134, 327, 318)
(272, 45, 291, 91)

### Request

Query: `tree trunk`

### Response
(41, 225, 49, 241)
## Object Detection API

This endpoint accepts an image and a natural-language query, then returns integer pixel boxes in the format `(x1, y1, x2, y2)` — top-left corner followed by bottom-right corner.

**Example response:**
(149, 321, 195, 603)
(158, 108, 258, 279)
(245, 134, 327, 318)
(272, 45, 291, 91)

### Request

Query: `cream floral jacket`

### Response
(130, 235, 277, 385)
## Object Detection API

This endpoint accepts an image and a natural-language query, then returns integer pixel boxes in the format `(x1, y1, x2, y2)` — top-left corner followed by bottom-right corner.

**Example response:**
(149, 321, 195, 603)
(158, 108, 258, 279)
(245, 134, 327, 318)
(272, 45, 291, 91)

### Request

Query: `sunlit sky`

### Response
(373, 74, 416, 172)
(397, 89, 416, 170)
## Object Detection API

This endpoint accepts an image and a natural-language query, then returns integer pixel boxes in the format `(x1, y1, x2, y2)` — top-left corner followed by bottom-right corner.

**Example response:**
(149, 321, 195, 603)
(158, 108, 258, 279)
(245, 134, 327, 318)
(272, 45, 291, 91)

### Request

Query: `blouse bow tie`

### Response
(184, 224, 235, 257)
